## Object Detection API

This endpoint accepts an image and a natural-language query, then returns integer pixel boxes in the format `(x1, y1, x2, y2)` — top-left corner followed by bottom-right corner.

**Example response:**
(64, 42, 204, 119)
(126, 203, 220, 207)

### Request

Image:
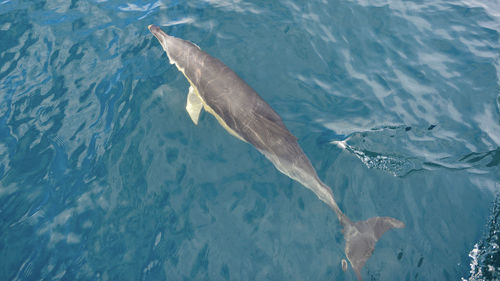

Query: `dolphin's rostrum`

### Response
(148, 24, 404, 280)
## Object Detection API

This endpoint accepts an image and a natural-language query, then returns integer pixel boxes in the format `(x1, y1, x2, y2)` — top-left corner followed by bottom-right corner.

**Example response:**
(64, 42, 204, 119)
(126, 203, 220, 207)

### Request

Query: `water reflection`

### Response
(0, 0, 498, 280)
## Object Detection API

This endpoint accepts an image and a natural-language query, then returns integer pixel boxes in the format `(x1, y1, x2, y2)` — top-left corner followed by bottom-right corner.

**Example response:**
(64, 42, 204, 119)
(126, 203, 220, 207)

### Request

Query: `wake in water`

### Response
(329, 125, 499, 177)
(334, 138, 418, 177)
(330, 125, 423, 177)
(465, 195, 500, 281)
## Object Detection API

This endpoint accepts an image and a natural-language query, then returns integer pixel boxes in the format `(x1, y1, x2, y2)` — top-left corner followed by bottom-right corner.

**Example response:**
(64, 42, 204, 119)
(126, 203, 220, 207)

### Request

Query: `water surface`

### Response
(0, 0, 499, 280)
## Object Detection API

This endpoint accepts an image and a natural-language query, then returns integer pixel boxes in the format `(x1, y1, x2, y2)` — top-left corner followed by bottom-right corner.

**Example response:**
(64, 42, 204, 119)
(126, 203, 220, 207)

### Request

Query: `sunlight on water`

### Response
(0, 0, 498, 280)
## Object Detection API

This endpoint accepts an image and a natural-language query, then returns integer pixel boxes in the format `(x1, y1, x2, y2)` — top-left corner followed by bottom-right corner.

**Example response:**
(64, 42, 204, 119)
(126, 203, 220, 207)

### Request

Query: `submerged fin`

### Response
(342, 216, 405, 281)
(186, 86, 203, 125)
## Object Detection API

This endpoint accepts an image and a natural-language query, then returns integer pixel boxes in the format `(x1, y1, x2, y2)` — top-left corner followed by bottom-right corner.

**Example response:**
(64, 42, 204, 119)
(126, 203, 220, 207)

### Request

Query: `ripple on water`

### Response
(0, 0, 498, 280)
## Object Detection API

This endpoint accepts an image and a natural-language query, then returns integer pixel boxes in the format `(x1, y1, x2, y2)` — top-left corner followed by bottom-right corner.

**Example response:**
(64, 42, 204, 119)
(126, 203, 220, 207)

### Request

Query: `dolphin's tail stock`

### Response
(340, 215, 405, 280)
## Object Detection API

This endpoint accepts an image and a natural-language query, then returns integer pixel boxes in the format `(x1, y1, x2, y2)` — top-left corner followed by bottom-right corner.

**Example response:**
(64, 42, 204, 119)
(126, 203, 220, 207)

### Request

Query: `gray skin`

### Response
(149, 24, 404, 281)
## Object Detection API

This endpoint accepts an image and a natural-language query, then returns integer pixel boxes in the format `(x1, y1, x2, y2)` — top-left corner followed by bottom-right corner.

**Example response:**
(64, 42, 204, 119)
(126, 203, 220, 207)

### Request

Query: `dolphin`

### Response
(148, 24, 404, 280)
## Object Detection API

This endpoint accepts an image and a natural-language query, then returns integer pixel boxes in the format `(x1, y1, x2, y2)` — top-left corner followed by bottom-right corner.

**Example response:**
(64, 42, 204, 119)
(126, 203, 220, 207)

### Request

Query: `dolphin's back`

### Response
(175, 40, 297, 153)
(158, 30, 318, 186)
(150, 25, 293, 151)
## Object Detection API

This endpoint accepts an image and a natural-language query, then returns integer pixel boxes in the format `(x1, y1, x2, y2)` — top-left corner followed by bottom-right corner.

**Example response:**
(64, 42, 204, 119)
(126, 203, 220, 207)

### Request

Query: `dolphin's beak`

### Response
(148, 24, 168, 41)
(148, 24, 159, 33)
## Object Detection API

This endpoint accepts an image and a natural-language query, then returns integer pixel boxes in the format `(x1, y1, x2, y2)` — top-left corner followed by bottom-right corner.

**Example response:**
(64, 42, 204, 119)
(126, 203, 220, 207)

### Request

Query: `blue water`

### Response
(0, 0, 499, 280)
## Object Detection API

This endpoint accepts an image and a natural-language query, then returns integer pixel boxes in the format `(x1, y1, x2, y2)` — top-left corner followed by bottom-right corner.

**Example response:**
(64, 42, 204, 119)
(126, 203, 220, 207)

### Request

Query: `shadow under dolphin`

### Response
(148, 24, 404, 280)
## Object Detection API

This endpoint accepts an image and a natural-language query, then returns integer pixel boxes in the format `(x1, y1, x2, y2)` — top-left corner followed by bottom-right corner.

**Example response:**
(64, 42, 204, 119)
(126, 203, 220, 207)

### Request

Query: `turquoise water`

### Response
(0, 0, 499, 280)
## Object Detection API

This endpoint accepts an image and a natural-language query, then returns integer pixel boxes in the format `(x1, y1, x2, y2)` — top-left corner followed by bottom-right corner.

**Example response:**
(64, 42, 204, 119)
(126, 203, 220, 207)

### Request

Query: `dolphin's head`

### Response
(148, 24, 171, 51)
(148, 24, 201, 69)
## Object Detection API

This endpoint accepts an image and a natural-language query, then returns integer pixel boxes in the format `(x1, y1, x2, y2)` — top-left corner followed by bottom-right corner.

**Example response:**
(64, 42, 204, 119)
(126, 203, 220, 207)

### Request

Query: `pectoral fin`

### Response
(186, 86, 203, 125)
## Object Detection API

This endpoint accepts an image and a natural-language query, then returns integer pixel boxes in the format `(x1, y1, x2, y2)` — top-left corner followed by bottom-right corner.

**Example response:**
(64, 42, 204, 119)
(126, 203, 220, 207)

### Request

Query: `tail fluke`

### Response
(342, 216, 405, 281)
